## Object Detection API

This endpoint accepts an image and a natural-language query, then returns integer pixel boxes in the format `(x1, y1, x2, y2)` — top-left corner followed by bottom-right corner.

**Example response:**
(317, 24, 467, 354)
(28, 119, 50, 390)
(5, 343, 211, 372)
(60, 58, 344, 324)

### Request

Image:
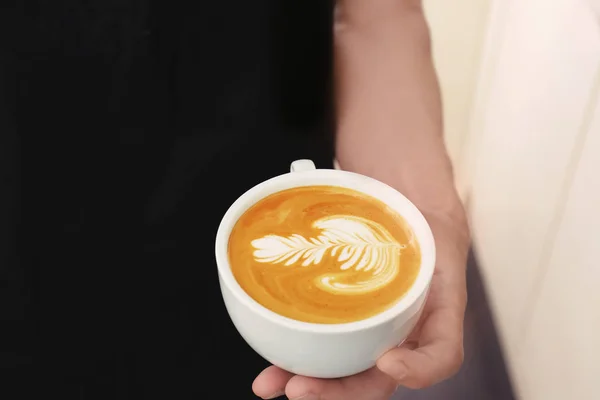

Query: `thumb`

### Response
(377, 308, 464, 389)
(377, 339, 463, 389)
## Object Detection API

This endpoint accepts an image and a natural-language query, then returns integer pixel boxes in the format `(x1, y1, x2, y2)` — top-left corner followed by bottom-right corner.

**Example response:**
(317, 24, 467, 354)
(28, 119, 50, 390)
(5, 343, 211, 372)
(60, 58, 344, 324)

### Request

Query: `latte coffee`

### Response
(228, 185, 421, 324)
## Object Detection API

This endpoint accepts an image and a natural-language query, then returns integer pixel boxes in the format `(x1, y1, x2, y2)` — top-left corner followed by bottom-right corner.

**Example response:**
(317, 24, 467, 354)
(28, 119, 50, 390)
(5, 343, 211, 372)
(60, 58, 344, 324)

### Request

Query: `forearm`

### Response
(334, 1, 469, 303)
(335, 2, 468, 235)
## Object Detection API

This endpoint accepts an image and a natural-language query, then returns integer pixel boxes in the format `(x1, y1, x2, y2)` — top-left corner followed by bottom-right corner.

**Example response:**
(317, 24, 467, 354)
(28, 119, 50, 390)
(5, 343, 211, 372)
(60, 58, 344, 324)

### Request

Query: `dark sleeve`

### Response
(0, 42, 35, 387)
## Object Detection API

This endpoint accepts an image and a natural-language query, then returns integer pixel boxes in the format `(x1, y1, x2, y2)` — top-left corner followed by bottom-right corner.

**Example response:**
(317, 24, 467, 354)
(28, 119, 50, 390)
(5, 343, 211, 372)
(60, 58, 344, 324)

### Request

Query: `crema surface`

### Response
(229, 186, 421, 324)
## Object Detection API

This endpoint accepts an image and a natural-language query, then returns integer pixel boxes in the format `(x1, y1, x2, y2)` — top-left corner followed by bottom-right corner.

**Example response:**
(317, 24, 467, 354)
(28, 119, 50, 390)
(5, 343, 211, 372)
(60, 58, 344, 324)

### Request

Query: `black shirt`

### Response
(1, 1, 335, 398)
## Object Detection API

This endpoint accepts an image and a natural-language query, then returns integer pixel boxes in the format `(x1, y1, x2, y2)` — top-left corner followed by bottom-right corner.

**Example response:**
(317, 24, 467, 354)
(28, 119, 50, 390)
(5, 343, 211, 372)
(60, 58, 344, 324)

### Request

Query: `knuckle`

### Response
(447, 342, 465, 375)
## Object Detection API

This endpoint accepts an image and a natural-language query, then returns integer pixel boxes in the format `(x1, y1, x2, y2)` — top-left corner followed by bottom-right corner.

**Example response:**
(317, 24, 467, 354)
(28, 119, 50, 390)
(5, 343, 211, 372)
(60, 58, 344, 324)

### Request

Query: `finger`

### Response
(284, 367, 396, 400)
(377, 308, 464, 389)
(252, 366, 295, 399)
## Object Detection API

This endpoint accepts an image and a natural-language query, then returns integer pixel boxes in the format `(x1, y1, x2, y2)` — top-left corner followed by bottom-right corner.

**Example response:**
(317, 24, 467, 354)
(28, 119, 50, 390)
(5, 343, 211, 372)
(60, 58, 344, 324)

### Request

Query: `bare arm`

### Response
(253, 2, 470, 397)
(335, 0, 469, 388)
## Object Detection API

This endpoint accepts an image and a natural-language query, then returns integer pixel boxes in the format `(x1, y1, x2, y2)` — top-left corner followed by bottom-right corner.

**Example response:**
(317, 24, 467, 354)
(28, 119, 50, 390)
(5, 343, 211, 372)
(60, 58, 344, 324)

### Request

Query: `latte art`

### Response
(251, 215, 407, 295)
(228, 185, 421, 324)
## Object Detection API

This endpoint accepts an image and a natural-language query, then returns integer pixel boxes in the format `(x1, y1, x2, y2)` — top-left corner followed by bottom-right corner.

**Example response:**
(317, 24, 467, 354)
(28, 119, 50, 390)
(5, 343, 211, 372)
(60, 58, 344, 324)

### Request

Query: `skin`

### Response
(253, 1, 470, 399)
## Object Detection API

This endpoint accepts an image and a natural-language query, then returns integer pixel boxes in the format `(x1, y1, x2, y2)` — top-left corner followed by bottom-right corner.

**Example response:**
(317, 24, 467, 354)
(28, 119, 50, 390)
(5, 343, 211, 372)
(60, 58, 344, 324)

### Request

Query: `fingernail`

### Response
(386, 361, 408, 381)
(293, 395, 320, 400)
(264, 391, 285, 399)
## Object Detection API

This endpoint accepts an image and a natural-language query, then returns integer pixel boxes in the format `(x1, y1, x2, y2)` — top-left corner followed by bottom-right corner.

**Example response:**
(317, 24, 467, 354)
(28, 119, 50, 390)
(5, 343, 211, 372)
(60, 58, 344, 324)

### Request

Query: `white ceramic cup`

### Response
(215, 159, 436, 378)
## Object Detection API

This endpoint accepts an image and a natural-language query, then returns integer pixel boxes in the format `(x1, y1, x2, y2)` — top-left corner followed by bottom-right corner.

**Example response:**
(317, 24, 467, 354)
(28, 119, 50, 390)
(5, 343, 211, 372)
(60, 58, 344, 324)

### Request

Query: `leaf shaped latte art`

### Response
(251, 215, 407, 295)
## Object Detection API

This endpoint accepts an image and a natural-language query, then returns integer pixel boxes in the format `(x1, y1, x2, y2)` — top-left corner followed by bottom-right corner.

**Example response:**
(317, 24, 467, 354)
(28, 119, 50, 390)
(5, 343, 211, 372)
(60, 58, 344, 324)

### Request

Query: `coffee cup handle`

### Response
(290, 159, 316, 173)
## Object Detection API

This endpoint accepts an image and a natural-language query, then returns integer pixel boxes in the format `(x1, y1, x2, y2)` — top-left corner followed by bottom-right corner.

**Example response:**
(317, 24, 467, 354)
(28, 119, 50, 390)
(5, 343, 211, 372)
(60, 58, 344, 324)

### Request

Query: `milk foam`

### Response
(251, 215, 408, 295)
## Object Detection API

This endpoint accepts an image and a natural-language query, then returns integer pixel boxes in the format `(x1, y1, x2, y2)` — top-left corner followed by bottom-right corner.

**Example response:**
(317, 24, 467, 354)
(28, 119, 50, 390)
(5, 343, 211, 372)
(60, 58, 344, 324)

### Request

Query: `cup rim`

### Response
(215, 168, 436, 334)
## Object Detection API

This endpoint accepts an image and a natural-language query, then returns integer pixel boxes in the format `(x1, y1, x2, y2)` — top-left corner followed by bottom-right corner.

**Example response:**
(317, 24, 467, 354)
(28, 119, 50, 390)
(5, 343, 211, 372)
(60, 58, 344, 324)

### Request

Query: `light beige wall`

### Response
(393, 2, 599, 396)
(423, 0, 491, 167)
(463, 0, 600, 398)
